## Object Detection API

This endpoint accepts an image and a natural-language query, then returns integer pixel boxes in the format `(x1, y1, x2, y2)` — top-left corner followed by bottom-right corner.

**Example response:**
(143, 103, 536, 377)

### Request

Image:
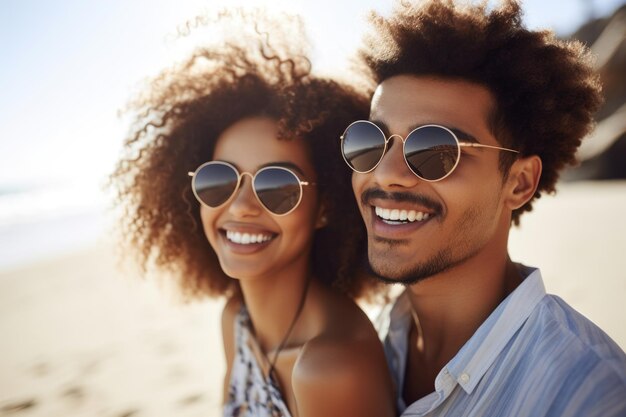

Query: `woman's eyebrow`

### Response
(259, 161, 306, 176)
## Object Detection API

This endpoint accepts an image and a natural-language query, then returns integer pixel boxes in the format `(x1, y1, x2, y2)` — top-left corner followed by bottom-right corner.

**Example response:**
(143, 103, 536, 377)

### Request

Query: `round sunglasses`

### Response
(188, 161, 313, 216)
(340, 120, 519, 181)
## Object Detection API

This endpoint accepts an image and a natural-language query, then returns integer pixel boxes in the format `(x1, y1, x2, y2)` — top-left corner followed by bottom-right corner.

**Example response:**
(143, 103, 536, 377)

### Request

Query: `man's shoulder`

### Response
(466, 294, 626, 417)
(525, 294, 626, 384)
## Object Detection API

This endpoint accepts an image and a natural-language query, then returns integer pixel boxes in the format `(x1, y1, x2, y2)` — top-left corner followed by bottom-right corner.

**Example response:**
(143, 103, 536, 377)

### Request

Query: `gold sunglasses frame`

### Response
(340, 120, 519, 182)
(188, 161, 313, 216)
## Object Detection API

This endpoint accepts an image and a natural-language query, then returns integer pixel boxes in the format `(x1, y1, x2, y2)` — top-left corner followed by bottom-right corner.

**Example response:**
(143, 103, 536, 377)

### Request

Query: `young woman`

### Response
(110, 11, 394, 417)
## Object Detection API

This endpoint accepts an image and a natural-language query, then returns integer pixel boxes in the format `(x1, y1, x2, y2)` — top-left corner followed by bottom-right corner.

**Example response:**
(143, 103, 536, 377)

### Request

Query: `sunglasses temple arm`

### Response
(459, 143, 519, 153)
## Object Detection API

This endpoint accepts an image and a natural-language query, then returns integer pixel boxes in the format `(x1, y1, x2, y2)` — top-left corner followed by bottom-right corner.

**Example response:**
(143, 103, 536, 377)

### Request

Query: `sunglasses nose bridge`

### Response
(239, 171, 254, 182)
(378, 133, 405, 164)
(234, 172, 256, 197)
(387, 133, 404, 143)
(372, 135, 421, 188)
(370, 133, 402, 167)
(226, 172, 263, 217)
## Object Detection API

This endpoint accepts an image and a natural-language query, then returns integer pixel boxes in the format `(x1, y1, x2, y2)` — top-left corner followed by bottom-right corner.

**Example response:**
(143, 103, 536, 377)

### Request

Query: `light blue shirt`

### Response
(383, 266, 626, 417)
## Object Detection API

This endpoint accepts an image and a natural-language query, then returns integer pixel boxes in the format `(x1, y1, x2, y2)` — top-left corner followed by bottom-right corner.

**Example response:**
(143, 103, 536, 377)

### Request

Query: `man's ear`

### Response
(504, 155, 542, 210)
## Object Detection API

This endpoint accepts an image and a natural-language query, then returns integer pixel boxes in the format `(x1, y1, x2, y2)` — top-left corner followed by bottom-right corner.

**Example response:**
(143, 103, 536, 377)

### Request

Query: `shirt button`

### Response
(460, 373, 470, 383)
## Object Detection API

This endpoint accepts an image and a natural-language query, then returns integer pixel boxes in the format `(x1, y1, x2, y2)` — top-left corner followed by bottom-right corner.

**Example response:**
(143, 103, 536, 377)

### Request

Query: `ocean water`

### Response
(0, 182, 110, 272)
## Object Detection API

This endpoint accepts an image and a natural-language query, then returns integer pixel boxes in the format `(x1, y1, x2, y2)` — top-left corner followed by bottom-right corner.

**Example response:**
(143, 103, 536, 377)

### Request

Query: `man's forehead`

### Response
(369, 75, 495, 135)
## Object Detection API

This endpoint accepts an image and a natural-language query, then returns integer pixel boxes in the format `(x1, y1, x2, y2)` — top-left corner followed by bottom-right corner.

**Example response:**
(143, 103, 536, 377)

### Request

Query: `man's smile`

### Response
(368, 204, 437, 240)
(374, 206, 432, 224)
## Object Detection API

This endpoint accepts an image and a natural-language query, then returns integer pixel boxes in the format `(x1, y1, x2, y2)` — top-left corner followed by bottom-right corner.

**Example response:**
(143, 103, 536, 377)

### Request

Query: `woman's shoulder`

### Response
(291, 292, 395, 416)
(221, 295, 244, 361)
(294, 300, 384, 378)
(221, 295, 243, 329)
(294, 326, 383, 380)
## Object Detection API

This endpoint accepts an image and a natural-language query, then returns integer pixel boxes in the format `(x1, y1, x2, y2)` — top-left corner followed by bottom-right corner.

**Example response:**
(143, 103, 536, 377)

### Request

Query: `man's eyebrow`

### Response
(448, 128, 479, 144)
(407, 123, 479, 144)
(371, 120, 480, 144)
(259, 161, 306, 176)
(369, 119, 390, 134)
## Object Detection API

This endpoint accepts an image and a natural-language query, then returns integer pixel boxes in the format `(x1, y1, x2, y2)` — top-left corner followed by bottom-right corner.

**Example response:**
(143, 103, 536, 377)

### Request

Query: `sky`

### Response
(1, 0, 624, 193)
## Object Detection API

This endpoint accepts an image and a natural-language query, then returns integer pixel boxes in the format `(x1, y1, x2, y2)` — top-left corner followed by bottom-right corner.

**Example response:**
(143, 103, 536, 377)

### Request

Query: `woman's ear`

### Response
(315, 198, 330, 229)
(504, 155, 542, 210)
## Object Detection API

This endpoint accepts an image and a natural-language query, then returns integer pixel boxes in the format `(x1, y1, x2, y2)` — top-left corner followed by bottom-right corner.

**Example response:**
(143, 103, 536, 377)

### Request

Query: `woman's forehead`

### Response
(213, 117, 315, 178)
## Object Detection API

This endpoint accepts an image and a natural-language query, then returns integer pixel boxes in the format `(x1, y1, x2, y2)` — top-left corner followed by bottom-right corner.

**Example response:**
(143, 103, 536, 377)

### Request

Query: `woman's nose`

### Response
(227, 176, 263, 217)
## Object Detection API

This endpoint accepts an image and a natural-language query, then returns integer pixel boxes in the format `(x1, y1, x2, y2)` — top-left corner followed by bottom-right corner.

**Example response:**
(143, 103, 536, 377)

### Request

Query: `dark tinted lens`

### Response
(404, 126, 459, 180)
(193, 163, 238, 207)
(342, 122, 386, 172)
(254, 168, 301, 215)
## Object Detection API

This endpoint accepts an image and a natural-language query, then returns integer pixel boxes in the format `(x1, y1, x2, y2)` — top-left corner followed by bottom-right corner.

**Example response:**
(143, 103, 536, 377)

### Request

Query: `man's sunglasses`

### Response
(188, 161, 313, 216)
(340, 120, 519, 181)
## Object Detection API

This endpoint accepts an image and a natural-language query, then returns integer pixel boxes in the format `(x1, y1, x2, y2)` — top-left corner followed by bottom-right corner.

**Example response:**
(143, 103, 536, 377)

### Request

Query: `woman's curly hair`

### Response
(359, 0, 603, 224)
(110, 10, 378, 300)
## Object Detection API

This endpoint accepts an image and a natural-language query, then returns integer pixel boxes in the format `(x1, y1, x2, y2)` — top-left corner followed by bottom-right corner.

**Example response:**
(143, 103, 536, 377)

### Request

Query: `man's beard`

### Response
(362, 237, 480, 286)
(362, 246, 451, 286)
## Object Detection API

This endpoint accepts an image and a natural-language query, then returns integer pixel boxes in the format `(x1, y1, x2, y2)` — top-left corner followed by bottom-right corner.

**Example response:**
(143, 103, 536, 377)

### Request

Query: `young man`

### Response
(341, 1, 626, 416)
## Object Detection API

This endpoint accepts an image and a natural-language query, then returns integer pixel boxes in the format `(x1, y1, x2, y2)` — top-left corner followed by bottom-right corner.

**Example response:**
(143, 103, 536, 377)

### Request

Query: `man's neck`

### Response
(402, 252, 523, 403)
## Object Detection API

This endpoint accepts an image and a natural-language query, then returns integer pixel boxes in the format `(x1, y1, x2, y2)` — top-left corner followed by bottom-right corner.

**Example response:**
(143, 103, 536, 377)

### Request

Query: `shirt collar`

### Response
(446, 266, 546, 394)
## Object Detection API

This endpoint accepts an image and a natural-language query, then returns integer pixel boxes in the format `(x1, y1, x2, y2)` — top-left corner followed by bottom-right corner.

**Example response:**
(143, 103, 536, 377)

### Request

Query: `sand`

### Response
(0, 243, 225, 417)
(1, 181, 625, 416)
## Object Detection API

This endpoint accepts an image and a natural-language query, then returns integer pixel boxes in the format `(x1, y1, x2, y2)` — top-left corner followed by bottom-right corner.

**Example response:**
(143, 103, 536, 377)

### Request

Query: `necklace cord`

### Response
(265, 275, 311, 386)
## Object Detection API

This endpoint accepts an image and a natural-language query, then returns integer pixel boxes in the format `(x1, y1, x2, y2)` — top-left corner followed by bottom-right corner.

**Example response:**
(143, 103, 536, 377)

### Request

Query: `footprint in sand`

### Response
(178, 393, 204, 407)
(0, 398, 37, 415)
(60, 386, 85, 402)
(31, 362, 50, 377)
(116, 410, 139, 417)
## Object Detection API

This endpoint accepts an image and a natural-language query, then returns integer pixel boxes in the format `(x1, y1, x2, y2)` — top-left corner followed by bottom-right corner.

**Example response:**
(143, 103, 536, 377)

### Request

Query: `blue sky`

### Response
(1, 0, 624, 191)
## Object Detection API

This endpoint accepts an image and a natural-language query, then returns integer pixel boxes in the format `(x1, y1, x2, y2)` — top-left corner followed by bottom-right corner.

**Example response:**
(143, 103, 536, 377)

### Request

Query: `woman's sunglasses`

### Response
(340, 120, 519, 181)
(188, 161, 313, 216)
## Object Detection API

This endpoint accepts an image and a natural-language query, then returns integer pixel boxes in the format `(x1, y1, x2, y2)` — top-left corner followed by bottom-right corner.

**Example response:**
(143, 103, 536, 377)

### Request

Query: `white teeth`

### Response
(374, 206, 432, 223)
(377, 207, 391, 219)
(226, 230, 273, 245)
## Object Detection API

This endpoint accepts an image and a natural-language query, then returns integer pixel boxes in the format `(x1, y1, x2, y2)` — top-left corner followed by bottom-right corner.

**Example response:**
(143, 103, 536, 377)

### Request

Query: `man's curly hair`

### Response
(359, 0, 603, 223)
(110, 11, 378, 300)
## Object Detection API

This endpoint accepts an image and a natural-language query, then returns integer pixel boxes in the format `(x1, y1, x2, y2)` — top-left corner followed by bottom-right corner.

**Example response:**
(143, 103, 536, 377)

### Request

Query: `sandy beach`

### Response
(0, 243, 226, 417)
(1, 181, 625, 417)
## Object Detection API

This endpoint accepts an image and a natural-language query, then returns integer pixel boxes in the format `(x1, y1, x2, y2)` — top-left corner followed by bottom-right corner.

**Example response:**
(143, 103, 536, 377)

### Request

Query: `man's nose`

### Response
(373, 137, 421, 189)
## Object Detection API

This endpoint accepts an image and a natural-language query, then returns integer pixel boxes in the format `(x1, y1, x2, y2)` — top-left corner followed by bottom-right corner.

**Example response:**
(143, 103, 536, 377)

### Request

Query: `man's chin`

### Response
(366, 259, 424, 286)
(365, 248, 455, 286)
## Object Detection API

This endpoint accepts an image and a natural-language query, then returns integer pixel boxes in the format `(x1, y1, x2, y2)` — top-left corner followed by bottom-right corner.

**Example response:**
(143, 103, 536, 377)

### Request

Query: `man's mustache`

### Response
(360, 188, 442, 214)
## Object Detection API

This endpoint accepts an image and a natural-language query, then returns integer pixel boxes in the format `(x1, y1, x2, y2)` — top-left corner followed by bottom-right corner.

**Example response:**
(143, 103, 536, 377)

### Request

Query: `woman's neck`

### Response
(239, 257, 313, 354)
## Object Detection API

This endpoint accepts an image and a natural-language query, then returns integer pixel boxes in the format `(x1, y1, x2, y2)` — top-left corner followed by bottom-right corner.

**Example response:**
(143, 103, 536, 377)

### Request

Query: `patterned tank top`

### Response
(223, 307, 292, 417)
